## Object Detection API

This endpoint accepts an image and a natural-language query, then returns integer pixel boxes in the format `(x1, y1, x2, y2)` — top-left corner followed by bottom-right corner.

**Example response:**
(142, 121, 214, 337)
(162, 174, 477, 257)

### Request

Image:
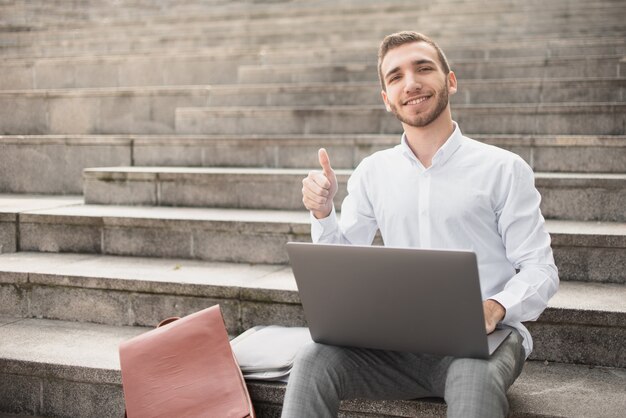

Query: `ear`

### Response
(447, 71, 458, 96)
(381, 90, 392, 112)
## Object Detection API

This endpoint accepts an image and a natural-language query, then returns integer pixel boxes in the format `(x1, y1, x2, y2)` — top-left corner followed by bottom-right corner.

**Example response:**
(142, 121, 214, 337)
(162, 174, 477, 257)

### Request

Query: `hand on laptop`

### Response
(302, 148, 338, 219)
(483, 299, 506, 334)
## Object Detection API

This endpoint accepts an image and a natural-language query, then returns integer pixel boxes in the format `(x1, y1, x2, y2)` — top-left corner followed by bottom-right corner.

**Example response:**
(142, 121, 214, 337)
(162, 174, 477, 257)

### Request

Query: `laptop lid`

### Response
(286, 242, 510, 359)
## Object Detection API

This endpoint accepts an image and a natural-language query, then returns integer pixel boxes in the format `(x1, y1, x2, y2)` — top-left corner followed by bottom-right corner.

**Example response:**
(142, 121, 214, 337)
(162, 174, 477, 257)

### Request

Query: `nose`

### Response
(404, 73, 422, 93)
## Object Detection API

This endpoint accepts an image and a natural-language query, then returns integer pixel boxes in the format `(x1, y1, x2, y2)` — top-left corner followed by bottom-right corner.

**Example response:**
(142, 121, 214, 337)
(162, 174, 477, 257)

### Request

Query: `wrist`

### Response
(486, 299, 506, 322)
(312, 206, 332, 219)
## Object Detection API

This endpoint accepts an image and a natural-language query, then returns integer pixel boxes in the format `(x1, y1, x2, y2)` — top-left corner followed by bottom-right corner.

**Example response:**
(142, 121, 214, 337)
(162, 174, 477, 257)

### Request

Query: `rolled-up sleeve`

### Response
(490, 158, 559, 324)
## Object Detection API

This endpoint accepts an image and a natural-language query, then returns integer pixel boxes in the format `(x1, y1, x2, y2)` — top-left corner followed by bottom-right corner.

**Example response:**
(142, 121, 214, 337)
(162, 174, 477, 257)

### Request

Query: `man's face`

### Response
(380, 42, 457, 128)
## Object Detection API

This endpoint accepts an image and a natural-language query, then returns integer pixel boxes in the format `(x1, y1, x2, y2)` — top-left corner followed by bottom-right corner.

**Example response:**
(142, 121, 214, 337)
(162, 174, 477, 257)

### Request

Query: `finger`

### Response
(303, 195, 328, 211)
(308, 171, 331, 190)
(303, 176, 330, 195)
(318, 148, 334, 177)
(302, 185, 329, 205)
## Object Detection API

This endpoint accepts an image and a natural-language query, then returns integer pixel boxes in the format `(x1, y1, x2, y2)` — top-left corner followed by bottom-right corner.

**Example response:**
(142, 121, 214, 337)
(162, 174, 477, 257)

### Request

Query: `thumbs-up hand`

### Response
(302, 148, 338, 219)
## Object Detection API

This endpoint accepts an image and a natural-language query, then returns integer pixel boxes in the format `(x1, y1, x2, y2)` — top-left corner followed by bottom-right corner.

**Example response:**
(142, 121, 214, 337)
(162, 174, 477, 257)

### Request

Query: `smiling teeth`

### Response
(406, 97, 429, 105)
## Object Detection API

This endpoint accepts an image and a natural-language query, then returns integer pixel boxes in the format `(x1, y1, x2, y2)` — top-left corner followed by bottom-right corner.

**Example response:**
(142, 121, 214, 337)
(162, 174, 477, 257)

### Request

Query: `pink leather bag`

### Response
(119, 305, 255, 418)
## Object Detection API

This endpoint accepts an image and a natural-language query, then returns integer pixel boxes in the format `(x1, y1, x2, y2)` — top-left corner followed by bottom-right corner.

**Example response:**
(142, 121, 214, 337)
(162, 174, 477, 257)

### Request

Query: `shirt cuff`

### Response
(310, 205, 338, 242)
(488, 290, 521, 324)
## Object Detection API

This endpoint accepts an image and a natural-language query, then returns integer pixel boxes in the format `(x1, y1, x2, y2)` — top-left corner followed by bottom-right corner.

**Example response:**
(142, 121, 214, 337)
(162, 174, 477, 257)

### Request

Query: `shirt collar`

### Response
(400, 122, 464, 168)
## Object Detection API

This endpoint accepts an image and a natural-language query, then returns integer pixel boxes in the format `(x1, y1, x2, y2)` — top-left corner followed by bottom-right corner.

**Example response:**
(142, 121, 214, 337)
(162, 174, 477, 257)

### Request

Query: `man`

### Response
(282, 32, 559, 418)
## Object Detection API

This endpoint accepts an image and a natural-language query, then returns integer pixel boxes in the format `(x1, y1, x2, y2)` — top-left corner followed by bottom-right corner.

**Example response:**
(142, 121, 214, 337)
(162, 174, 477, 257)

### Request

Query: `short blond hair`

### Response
(377, 31, 451, 90)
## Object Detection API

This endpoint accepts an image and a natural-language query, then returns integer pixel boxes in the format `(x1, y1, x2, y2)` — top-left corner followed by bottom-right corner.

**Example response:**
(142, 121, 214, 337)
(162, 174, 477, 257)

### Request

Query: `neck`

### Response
(403, 107, 455, 168)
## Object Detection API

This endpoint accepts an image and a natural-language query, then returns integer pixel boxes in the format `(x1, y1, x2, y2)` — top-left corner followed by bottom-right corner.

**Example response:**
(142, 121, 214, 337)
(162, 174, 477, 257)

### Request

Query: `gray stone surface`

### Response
(258, 37, 626, 66)
(238, 55, 623, 84)
(240, 301, 307, 330)
(83, 167, 625, 221)
(130, 133, 626, 173)
(17, 204, 311, 263)
(535, 174, 626, 222)
(48, 97, 100, 135)
(11, 199, 626, 274)
(0, 96, 47, 135)
(130, 293, 240, 330)
(554, 247, 626, 283)
(2, 317, 625, 417)
(0, 251, 623, 365)
(4, 14, 624, 59)
(176, 104, 626, 136)
(200, 78, 626, 106)
(507, 361, 626, 418)
(29, 286, 131, 326)
(528, 322, 626, 367)
(42, 379, 125, 418)
(0, 319, 144, 375)
(547, 220, 626, 247)
(0, 88, 211, 135)
(0, 195, 83, 254)
(0, 374, 40, 416)
(84, 167, 350, 210)
(0, 136, 131, 194)
(531, 143, 626, 173)
(0, 221, 16, 254)
(84, 177, 157, 206)
(0, 195, 83, 214)
(0, 285, 27, 317)
(20, 222, 103, 254)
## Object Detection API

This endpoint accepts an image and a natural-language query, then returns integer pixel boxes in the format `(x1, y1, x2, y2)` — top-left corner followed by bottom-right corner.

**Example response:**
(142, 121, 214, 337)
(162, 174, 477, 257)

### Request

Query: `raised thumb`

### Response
(318, 148, 334, 177)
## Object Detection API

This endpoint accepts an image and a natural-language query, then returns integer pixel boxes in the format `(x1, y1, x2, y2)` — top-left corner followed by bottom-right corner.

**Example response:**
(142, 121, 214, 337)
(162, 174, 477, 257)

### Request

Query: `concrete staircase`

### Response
(0, 0, 625, 416)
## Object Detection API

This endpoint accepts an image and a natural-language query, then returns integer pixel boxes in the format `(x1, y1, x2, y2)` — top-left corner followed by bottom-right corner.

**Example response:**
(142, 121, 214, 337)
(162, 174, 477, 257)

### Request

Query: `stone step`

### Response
(0, 195, 84, 254)
(0, 136, 131, 194)
(3, 83, 624, 135)
(4, 1, 622, 45)
(194, 79, 626, 106)
(129, 134, 626, 174)
(0, 52, 255, 90)
(0, 252, 624, 367)
(0, 317, 624, 417)
(255, 37, 626, 66)
(2, 28, 623, 61)
(238, 55, 626, 84)
(3, 14, 623, 59)
(0, 86, 212, 135)
(82, 167, 626, 222)
(2, 52, 623, 90)
(175, 104, 626, 136)
(2, 2, 622, 48)
(4, 0, 622, 32)
(2, 134, 624, 194)
(3, 77, 622, 109)
(0, 196, 623, 283)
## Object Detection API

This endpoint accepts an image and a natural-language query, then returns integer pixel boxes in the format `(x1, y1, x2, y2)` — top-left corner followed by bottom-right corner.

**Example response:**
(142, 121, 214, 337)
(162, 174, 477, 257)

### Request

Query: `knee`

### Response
(446, 358, 510, 401)
(293, 342, 351, 388)
(295, 342, 348, 372)
(445, 359, 510, 417)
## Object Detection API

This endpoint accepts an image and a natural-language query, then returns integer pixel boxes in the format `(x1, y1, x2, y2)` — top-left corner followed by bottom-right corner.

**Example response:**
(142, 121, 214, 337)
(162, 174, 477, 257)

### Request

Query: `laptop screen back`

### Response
(287, 242, 497, 359)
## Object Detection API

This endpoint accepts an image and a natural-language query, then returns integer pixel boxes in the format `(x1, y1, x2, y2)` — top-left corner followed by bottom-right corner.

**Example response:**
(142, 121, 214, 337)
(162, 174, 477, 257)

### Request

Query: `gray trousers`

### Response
(281, 330, 526, 418)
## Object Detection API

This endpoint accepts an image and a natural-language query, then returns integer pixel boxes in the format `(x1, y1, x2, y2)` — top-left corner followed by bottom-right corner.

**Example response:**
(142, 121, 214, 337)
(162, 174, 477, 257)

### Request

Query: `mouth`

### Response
(403, 95, 431, 106)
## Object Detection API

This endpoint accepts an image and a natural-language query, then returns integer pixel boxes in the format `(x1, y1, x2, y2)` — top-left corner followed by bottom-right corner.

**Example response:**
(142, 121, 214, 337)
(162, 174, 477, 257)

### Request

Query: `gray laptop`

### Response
(286, 242, 511, 359)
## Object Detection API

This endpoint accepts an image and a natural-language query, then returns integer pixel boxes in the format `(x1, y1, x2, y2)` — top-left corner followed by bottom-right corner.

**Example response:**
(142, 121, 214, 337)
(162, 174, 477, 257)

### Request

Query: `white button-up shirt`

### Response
(311, 123, 559, 357)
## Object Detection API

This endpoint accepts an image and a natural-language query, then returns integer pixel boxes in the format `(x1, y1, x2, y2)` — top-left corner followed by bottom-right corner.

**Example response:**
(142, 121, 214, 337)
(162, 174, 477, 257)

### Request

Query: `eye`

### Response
(388, 75, 401, 83)
(418, 67, 433, 72)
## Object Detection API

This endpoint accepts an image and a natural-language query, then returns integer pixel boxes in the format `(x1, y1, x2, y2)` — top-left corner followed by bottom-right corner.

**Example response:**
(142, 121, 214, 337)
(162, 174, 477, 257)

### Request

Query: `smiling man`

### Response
(285, 32, 559, 418)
